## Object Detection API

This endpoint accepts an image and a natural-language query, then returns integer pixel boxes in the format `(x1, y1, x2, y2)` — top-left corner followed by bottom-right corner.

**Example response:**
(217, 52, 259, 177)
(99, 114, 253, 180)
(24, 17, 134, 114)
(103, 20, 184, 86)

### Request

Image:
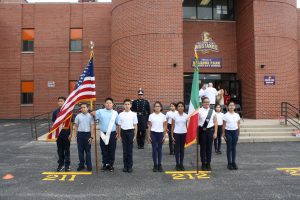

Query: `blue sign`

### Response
(264, 76, 275, 85)
(192, 58, 222, 68)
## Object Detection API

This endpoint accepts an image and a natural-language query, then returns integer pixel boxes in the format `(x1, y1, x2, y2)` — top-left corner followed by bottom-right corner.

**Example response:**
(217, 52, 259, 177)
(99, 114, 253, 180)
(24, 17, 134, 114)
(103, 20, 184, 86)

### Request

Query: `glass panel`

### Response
(70, 40, 82, 51)
(70, 29, 82, 40)
(22, 40, 34, 52)
(21, 81, 34, 93)
(197, 0, 213, 20)
(183, 0, 197, 19)
(213, 0, 234, 20)
(21, 93, 33, 104)
(22, 29, 34, 40)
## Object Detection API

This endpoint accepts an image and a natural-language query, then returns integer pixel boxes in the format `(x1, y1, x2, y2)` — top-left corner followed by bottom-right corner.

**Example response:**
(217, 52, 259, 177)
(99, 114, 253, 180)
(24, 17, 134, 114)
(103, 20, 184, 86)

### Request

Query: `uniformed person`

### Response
(132, 88, 150, 149)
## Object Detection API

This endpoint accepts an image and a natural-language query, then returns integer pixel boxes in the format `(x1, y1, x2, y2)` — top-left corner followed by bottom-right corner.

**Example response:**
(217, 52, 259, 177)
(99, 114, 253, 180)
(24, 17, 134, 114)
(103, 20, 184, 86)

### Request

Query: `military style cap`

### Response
(138, 88, 144, 95)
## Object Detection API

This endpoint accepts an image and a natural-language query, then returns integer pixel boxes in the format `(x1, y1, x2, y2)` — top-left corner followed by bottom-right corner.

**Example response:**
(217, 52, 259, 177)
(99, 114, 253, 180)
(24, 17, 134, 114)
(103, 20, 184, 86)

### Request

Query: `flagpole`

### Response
(195, 49, 199, 175)
(89, 41, 99, 174)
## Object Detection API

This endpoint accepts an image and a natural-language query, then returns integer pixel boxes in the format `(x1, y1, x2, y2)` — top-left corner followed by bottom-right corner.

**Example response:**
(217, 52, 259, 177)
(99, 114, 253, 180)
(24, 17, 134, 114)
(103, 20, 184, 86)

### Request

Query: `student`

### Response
(52, 96, 72, 172)
(166, 102, 177, 155)
(223, 101, 240, 170)
(94, 98, 119, 172)
(198, 97, 218, 171)
(73, 103, 95, 172)
(214, 104, 224, 154)
(117, 99, 138, 173)
(148, 101, 167, 172)
(171, 102, 188, 171)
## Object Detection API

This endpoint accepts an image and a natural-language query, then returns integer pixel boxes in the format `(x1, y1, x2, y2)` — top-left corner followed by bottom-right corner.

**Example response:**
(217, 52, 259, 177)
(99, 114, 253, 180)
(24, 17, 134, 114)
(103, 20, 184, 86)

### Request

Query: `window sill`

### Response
(183, 19, 235, 23)
(21, 104, 33, 107)
(70, 51, 83, 53)
(21, 51, 34, 54)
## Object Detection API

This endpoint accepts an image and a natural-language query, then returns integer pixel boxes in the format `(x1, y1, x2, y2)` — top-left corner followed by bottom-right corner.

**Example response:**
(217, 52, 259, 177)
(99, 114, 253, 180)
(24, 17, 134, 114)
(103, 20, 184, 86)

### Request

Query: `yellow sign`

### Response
(41, 172, 92, 182)
(165, 171, 211, 180)
(277, 167, 300, 176)
(195, 32, 219, 54)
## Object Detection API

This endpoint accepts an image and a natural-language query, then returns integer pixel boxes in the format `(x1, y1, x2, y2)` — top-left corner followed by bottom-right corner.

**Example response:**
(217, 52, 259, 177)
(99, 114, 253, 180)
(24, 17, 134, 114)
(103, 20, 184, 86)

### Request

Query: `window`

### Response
(182, 0, 234, 21)
(69, 80, 76, 93)
(22, 29, 34, 52)
(21, 81, 34, 104)
(70, 29, 82, 52)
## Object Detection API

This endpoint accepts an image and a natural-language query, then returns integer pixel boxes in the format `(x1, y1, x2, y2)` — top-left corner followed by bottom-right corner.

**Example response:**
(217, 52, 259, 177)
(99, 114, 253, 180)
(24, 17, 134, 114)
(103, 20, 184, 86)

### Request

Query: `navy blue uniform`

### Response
(132, 99, 150, 148)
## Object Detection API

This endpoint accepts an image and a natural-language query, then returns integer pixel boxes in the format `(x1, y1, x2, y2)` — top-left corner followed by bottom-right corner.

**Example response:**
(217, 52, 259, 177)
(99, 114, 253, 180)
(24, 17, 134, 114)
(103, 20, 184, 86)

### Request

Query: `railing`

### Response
(30, 111, 52, 140)
(281, 102, 300, 130)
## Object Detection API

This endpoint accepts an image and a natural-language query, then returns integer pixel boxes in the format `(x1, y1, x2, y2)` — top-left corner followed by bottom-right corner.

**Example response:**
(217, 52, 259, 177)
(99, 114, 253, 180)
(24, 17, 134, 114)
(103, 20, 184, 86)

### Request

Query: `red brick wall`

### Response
(111, 0, 183, 105)
(0, 3, 112, 118)
(298, 10, 300, 106)
(183, 21, 237, 73)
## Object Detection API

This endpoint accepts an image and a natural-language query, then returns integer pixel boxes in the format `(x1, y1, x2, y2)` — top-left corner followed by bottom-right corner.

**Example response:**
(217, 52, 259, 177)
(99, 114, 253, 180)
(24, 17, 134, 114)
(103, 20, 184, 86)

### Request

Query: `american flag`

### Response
(47, 56, 96, 140)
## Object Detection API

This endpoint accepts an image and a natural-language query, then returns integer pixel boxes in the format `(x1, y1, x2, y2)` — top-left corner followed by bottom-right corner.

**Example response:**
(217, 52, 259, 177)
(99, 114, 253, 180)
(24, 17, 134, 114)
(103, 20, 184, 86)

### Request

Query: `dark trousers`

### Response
(198, 127, 214, 164)
(225, 129, 239, 165)
(150, 131, 164, 165)
(137, 129, 146, 148)
(214, 125, 223, 151)
(77, 132, 92, 168)
(100, 131, 117, 166)
(167, 123, 174, 154)
(121, 129, 134, 169)
(56, 132, 70, 167)
(174, 133, 186, 166)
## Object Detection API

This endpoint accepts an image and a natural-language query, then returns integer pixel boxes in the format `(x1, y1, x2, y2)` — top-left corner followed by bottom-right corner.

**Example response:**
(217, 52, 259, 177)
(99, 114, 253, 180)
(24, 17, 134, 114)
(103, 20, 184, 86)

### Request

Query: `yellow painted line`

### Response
(165, 171, 211, 174)
(276, 167, 300, 170)
(42, 172, 92, 175)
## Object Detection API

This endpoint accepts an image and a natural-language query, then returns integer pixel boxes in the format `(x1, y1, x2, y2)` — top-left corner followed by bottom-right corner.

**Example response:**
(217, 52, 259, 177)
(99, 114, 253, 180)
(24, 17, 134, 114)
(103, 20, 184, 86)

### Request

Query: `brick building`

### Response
(0, 0, 299, 119)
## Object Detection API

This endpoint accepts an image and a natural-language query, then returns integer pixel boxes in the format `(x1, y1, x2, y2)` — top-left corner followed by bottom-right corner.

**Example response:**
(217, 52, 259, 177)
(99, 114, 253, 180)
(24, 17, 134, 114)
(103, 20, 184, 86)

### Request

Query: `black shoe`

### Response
(153, 165, 158, 172)
(57, 165, 64, 172)
(157, 164, 163, 172)
(180, 165, 185, 171)
(232, 163, 238, 170)
(127, 168, 133, 173)
(137, 146, 142, 149)
(109, 166, 114, 172)
(206, 163, 211, 171)
(87, 166, 92, 172)
(123, 168, 128, 172)
(140, 146, 144, 149)
(65, 166, 71, 172)
(217, 150, 222, 154)
(77, 166, 85, 171)
(175, 164, 181, 171)
(101, 165, 107, 171)
(201, 164, 207, 171)
(227, 164, 234, 170)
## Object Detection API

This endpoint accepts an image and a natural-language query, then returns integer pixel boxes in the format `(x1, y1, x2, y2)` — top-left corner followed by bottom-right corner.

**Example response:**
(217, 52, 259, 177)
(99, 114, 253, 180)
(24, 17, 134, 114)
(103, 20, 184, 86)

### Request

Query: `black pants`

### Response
(174, 133, 186, 166)
(121, 129, 134, 169)
(214, 125, 223, 151)
(56, 132, 70, 167)
(100, 131, 117, 166)
(167, 123, 174, 154)
(198, 127, 214, 164)
(77, 132, 92, 168)
(137, 129, 146, 148)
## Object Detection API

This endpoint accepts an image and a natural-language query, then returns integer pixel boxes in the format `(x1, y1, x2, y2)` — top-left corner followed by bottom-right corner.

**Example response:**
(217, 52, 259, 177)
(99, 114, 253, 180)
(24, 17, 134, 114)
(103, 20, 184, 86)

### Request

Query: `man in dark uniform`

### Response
(132, 88, 150, 149)
(52, 96, 72, 172)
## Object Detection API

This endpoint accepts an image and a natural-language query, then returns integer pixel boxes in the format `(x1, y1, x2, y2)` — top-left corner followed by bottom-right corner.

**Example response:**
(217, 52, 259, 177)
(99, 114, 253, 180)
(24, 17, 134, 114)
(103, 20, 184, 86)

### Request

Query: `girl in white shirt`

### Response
(148, 101, 167, 172)
(166, 103, 177, 155)
(214, 104, 224, 154)
(171, 102, 188, 171)
(222, 101, 241, 170)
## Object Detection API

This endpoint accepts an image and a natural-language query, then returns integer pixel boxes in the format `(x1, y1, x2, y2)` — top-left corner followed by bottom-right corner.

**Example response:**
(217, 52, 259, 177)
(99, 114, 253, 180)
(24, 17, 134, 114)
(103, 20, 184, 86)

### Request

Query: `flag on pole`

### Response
(185, 50, 200, 147)
(47, 56, 96, 141)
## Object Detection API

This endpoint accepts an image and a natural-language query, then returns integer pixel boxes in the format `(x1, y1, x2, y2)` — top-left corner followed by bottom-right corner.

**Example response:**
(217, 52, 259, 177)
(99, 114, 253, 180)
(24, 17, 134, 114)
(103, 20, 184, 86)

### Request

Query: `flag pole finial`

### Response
(89, 41, 94, 59)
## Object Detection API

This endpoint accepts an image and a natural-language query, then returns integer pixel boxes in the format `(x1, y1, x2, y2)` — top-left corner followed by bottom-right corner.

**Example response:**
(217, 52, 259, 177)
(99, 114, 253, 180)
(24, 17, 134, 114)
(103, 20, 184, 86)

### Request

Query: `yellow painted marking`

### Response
(165, 171, 211, 180)
(276, 167, 300, 176)
(42, 172, 92, 175)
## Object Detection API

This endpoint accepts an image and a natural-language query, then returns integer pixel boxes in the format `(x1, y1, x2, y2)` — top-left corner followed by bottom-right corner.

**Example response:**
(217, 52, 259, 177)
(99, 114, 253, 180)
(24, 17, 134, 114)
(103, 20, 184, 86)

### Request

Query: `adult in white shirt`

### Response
(166, 103, 177, 155)
(117, 99, 138, 173)
(198, 97, 218, 171)
(217, 84, 224, 106)
(199, 84, 207, 102)
(205, 82, 218, 108)
(148, 101, 167, 172)
(214, 104, 224, 154)
(171, 102, 188, 171)
(222, 101, 241, 170)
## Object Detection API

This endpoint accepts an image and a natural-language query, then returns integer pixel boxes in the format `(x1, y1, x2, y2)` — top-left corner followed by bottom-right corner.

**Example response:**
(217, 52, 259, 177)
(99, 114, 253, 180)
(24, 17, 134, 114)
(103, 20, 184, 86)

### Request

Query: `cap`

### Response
(138, 88, 144, 95)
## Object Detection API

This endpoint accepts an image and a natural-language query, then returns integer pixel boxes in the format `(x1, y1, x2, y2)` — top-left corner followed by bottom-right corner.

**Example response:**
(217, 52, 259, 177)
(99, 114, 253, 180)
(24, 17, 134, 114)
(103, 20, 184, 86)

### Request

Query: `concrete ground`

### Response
(1, 120, 300, 200)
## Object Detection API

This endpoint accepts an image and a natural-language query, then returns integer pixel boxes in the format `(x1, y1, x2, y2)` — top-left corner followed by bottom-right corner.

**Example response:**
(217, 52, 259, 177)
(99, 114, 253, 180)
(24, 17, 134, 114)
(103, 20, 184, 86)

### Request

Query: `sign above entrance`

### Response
(195, 32, 219, 54)
(264, 76, 275, 85)
(192, 58, 222, 68)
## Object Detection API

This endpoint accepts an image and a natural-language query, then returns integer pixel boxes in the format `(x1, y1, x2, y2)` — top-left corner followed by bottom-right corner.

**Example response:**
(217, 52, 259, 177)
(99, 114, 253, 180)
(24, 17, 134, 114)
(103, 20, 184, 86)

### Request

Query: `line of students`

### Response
(53, 96, 240, 173)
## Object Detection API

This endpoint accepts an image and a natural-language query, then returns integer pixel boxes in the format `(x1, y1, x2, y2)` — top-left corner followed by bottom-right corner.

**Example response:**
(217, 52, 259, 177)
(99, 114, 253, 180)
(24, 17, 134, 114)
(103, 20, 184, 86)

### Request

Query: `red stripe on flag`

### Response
(185, 112, 198, 147)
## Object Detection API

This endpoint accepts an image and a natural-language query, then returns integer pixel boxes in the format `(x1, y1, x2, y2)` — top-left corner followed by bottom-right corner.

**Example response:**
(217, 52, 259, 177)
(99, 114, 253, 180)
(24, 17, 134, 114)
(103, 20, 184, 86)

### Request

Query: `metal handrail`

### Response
(281, 102, 300, 130)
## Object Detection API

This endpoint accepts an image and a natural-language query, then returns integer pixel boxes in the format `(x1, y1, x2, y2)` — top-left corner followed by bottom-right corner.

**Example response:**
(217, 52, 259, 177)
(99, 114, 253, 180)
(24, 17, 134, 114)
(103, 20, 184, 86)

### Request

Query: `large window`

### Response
(22, 29, 34, 52)
(70, 29, 82, 52)
(21, 81, 34, 104)
(183, 0, 234, 21)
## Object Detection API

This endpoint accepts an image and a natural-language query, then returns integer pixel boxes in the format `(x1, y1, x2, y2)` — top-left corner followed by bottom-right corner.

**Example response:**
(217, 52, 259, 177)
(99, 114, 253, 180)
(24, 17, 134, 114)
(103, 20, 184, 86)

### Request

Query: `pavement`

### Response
(1, 120, 300, 200)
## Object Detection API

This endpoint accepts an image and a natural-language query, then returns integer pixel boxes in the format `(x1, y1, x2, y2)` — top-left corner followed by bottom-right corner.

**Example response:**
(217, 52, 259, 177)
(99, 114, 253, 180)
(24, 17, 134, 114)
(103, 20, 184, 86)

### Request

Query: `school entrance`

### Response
(184, 73, 241, 106)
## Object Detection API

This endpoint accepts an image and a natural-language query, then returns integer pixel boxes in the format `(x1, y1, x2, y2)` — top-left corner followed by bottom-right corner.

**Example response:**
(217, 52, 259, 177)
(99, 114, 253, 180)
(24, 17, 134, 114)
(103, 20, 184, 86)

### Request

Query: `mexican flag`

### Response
(185, 51, 200, 148)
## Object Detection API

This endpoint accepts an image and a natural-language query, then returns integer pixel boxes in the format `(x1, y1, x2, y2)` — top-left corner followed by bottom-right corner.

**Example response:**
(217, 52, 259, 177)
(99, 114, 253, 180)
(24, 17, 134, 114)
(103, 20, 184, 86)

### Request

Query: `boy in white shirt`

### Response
(214, 104, 224, 154)
(117, 99, 138, 173)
